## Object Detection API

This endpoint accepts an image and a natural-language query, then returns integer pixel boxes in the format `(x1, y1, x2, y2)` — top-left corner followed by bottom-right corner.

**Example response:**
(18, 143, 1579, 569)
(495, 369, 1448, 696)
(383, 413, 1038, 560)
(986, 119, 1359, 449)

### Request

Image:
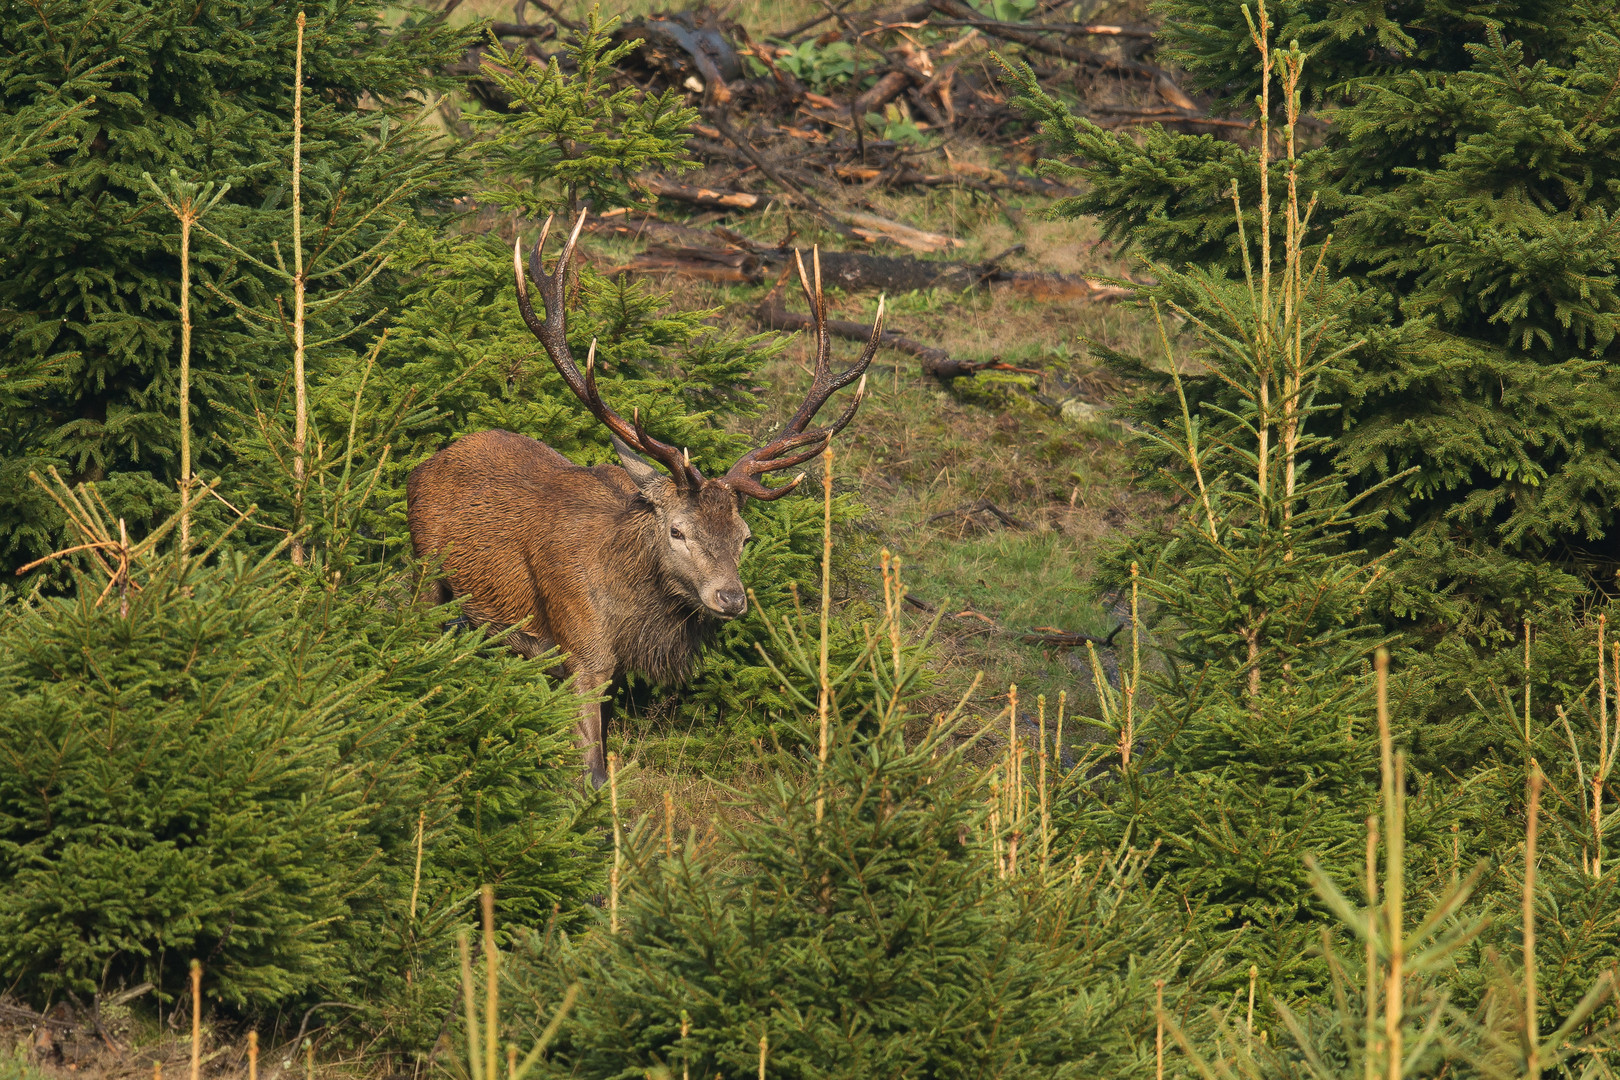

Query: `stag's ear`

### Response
(611, 434, 662, 489)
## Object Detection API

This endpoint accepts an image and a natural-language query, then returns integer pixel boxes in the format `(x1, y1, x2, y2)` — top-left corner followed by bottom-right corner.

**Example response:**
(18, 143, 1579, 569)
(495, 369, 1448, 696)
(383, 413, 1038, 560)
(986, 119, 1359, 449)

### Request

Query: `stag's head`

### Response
(515, 212, 884, 622)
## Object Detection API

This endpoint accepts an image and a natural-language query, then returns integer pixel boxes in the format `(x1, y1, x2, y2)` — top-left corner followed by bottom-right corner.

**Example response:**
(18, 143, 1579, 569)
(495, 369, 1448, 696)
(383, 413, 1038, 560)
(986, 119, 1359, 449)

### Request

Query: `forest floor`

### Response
(577, 175, 1176, 828)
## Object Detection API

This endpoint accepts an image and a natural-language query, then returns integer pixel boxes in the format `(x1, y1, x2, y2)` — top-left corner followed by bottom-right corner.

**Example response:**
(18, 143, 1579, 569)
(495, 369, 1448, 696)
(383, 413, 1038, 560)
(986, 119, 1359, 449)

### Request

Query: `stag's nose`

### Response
(710, 587, 747, 619)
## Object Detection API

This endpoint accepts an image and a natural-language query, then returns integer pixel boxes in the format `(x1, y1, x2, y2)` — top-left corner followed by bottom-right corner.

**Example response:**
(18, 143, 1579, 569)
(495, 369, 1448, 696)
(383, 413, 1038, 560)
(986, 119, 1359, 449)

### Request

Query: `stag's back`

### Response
(406, 429, 633, 651)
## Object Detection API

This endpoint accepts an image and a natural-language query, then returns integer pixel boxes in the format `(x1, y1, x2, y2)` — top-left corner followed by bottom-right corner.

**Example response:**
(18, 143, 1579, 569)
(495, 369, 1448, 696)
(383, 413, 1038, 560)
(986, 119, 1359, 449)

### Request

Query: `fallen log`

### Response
(924, 0, 1172, 81)
(597, 224, 1134, 301)
(1021, 624, 1125, 648)
(840, 210, 963, 252)
(928, 18, 1153, 38)
(611, 245, 765, 283)
(755, 298, 1043, 381)
(644, 176, 765, 209)
(852, 69, 913, 115)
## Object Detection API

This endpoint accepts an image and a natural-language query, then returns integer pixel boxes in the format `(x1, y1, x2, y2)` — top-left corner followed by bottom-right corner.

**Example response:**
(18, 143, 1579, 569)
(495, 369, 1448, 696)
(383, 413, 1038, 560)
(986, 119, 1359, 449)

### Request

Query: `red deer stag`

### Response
(406, 211, 884, 784)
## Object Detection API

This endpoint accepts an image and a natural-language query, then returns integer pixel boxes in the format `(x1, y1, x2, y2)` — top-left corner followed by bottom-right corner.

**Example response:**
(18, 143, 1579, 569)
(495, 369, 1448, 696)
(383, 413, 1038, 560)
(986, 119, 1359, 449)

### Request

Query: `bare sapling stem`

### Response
(1595, 618, 1612, 878)
(609, 751, 621, 934)
(1156, 301, 1221, 545)
(1524, 619, 1533, 746)
(1055, 690, 1066, 775)
(1038, 694, 1049, 875)
(143, 170, 228, 555)
(1364, 814, 1379, 1080)
(1124, 563, 1139, 767)
(1245, 0, 1274, 500)
(1005, 684, 1021, 879)
(410, 809, 425, 921)
(1278, 39, 1307, 541)
(1008, 683, 1020, 825)
(1086, 641, 1113, 727)
(1246, 964, 1259, 1032)
(178, 210, 193, 553)
(1376, 649, 1404, 1080)
(989, 781, 1004, 880)
(458, 931, 482, 1080)
(483, 885, 498, 1080)
(189, 960, 201, 1080)
(1525, 767, 1542, 1080)
(816, 446, 833, 824)
(891, 553, 903, 686)
(291, 10, 308, 565)
(1154, 979, 1166, 1080)
(664, 789, 675, 859)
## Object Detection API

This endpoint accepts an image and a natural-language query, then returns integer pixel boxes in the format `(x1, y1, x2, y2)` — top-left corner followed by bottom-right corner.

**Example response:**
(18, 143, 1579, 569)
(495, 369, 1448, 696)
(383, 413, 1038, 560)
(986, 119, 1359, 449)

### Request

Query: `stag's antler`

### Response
(515, 210, 704, 489)
(722, 248, 884, 500)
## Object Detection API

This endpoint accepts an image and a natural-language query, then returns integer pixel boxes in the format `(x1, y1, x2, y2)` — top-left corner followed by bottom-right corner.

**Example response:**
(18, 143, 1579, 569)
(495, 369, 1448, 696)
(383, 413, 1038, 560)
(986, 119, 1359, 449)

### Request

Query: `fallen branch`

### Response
(925, 0, 1160, 77)
(756, 297, 1042, 380)
(1021, 623, 1126, 648)
(756, 296, 953, 373)
(704, 108, 857, 237)
(840, 210, 963, 252)
(595, 223, 1133, 301)
(611, 245, 764, 283)
(643, 176, 765, 209)
(928, 17, 1153, 39)
(928, 498, 1030, 529)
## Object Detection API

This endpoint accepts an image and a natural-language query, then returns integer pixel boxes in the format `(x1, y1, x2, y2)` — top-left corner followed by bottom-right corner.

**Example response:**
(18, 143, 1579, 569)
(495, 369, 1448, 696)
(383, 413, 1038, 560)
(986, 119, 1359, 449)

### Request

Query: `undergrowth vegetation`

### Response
(3, 0, 1620, 1074)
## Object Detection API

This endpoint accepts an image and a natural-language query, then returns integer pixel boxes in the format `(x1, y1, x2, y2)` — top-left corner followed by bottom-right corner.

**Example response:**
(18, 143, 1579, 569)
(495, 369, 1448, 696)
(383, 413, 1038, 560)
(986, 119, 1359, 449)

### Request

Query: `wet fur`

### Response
(406, 429, 738, 777)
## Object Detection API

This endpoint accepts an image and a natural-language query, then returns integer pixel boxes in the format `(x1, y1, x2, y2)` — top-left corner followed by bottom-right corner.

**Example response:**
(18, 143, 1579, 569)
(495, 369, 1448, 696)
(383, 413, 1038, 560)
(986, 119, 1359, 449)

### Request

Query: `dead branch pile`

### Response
(455, 0, 1249, 212)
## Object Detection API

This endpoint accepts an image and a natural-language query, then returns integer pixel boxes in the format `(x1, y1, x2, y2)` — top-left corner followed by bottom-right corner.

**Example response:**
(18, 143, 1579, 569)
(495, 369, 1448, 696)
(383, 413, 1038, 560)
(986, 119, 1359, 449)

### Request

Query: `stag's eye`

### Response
(670, 526, 685, 541)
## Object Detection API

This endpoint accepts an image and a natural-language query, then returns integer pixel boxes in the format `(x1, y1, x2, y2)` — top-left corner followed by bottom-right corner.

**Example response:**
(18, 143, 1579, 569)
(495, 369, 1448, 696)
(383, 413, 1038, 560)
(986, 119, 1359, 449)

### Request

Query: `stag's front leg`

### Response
(571, 668, 610, 787)
(578, 698, 608, 787)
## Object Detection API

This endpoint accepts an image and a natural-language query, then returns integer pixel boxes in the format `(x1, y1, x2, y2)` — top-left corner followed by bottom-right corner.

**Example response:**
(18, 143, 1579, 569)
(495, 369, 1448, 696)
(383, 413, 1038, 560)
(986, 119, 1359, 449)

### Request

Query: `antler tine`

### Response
(514, 211, 702, 488)
(722, 261, 885, 500)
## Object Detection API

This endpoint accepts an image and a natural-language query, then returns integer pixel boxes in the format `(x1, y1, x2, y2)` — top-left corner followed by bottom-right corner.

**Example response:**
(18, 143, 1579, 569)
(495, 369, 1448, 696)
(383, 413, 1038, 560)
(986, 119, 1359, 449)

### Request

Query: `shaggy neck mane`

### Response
(604, 498, 716, 685)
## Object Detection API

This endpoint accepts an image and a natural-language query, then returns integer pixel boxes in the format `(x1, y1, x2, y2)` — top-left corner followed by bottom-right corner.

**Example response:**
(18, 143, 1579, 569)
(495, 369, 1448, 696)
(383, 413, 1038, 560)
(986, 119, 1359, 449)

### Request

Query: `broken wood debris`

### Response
(451, 0, 1247, 208)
